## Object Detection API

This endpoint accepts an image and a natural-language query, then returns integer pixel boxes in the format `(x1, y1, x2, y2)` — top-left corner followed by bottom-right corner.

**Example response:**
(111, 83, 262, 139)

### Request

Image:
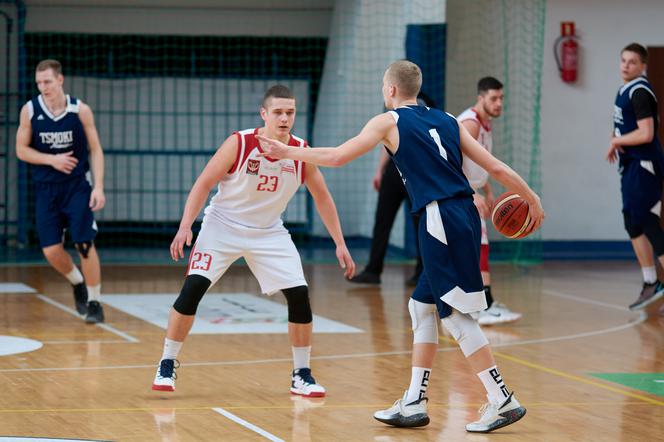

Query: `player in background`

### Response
(16, 59, 106, 323)
(459, 77, 522, 325)
(257, 61, 544, 433)
(606, 43, 664, 310)
(151, 85, 355, 397)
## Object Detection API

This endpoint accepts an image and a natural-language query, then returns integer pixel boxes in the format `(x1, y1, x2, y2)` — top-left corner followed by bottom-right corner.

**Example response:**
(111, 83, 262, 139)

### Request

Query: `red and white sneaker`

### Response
(152, 359, 179, 392)
(290, 368, 326, 397)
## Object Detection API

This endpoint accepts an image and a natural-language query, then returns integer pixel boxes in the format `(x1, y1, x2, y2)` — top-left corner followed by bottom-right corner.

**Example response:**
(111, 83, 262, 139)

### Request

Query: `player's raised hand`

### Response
(89, 187, 106, 211)
(170, 227, 193, 261)
(524, 195, 545, 235)
(336, 244, 356, 279)
(256, 134, 292, 159)
(51, 151, 78, 174)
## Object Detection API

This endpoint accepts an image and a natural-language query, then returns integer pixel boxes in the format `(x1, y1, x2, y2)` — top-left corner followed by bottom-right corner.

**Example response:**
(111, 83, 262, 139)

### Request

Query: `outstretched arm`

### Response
(459, 121, 544, 233)
(304, 163, 356, 278)
(170, 134, 238, 260)
(256, 113, 396, 167)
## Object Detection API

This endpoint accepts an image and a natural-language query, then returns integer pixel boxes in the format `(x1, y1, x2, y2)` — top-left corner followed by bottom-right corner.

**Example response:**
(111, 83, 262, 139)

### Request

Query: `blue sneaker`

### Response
(291, 368, 325, 397)
(152, 359, 179, 392)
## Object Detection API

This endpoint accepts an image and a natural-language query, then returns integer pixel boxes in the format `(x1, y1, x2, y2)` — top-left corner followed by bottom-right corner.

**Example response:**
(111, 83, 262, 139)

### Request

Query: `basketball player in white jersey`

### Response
(151, 85, 356, 397)
(459, 77, 521, 325)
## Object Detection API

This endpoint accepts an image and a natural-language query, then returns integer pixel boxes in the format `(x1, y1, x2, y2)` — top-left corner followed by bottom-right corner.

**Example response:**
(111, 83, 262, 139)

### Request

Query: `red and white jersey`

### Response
(203, 128, 307, 229)
(458, 107, 493, 190)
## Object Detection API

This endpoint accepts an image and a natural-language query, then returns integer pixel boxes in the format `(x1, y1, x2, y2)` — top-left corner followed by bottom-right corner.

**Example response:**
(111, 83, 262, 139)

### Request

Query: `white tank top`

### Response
(203, 128, 307, 229)
(458, 107, 493, 190)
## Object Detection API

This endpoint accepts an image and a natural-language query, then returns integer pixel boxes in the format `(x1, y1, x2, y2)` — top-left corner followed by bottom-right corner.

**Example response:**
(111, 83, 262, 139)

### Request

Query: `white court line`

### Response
(0, 288, 644, 374)
(212, 407, 285, 442)
(542, 289, 631, 311)
(42, 340, 131, 345)
(35, 294, 139, 343)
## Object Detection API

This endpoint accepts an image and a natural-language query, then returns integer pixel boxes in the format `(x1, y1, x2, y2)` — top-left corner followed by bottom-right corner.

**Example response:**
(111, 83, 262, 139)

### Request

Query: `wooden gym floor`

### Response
(0, 260, 662, 441)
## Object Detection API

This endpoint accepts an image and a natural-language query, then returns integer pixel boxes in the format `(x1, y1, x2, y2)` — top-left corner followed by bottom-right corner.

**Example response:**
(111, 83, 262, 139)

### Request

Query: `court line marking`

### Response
(42, 340, 132, 345)
(35, 294, 139, 343)
(0, 400, 654, 414)
(212, 407, 285, 442)
(493, 351, 664, 406)
(542, 289, 630, 311)
(0, 310, 643, 374)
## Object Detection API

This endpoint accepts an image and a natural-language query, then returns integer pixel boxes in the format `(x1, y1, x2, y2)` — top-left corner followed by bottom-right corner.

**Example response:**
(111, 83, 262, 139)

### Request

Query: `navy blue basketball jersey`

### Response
(613, 76, 662, 162)
(387, 105, 474, 213)
(28, 94, 89, 182)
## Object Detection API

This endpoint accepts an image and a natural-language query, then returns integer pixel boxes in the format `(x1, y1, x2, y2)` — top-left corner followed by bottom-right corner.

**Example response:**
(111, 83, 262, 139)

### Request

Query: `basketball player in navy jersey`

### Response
(16, 59, 106, 323)
(606, 43, 664, 311)
(258, 60, 544, 433)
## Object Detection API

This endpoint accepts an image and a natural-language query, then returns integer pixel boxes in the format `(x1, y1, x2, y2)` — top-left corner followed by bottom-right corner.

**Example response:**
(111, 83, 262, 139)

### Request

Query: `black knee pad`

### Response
(642, 213, 664, 256)
(282, 285, 312, 324)
(74, 241, 93, 259)
(173, 275, 211, 315)
(623, 212, 644, 238)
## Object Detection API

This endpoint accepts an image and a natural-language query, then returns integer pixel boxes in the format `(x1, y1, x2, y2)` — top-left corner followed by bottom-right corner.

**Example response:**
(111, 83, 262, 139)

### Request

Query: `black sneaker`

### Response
(72, 283, 88, 315)
(629, 281, 664, 310)
(348, 271, 381, 284)
(85, 301, 105, 323)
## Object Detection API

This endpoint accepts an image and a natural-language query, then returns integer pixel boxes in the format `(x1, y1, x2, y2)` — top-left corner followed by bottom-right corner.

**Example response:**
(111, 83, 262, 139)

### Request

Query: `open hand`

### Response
(256, 134, 292, 159)
(89, 187, 106, 211)
(336, 244, 356, 279)
(51, 151, 78, 174)
(170, 227, 193, 261)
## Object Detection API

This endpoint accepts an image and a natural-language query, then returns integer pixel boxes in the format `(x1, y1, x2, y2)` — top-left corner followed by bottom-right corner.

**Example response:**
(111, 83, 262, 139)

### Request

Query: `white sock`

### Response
(405, 367, 431, 403)
(65, 267, 84, 285)
(642, 266, 657, 284)
(477, 365, 510, 404)
(161, 338, 183, 361)
(87, 284, 101, 302)
(292, 346, 311, 370)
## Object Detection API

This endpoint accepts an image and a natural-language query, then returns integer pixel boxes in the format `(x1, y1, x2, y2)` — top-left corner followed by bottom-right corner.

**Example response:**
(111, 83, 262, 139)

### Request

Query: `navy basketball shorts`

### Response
(412, 197, 487, 319)
(621, 159, 663, 228)
(35, 177, 97, 248)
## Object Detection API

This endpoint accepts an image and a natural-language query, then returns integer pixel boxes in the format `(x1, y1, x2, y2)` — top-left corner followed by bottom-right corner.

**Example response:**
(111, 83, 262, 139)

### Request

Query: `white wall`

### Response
(541, 0, 664, 240)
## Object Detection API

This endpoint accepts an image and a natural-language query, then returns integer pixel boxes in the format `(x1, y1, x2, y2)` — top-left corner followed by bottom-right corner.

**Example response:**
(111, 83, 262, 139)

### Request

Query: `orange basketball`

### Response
(491, 192, 531, 239)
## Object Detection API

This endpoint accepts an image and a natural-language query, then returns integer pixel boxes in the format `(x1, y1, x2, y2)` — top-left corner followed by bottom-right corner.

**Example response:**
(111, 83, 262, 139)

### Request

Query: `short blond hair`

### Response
(385, 60, 422, 98)
(36, 59, 63, 76)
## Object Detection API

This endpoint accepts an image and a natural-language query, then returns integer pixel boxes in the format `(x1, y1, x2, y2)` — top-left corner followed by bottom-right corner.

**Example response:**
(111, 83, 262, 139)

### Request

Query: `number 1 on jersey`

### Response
(429, 128, 448, 160)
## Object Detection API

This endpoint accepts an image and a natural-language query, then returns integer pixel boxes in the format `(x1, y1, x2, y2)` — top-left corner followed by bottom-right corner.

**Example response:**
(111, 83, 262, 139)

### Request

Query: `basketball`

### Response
(491, 192, 531, 239)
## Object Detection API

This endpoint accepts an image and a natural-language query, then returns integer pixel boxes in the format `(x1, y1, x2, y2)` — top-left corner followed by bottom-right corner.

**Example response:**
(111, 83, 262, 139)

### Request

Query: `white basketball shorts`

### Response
(187, 215, 307, 295)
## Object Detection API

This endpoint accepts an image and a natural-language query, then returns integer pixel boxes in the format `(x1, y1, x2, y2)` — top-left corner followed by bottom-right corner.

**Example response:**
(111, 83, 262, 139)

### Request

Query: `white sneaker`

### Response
(152, 359, 179, 392)
(291, 368, 326, 397)
(466, 392, 526, 433)
(478, 302, 522, 325)
(373, 391, 430, 428)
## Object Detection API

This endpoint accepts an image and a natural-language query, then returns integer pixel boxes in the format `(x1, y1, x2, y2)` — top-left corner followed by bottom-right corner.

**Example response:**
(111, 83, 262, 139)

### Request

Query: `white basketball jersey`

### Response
(458, 107, 493, 190)
(203, 128, 307, 229)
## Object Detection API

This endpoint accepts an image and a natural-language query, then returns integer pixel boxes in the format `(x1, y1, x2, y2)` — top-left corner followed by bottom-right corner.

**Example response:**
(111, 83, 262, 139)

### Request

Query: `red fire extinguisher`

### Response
(554, 22, 578, 83)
